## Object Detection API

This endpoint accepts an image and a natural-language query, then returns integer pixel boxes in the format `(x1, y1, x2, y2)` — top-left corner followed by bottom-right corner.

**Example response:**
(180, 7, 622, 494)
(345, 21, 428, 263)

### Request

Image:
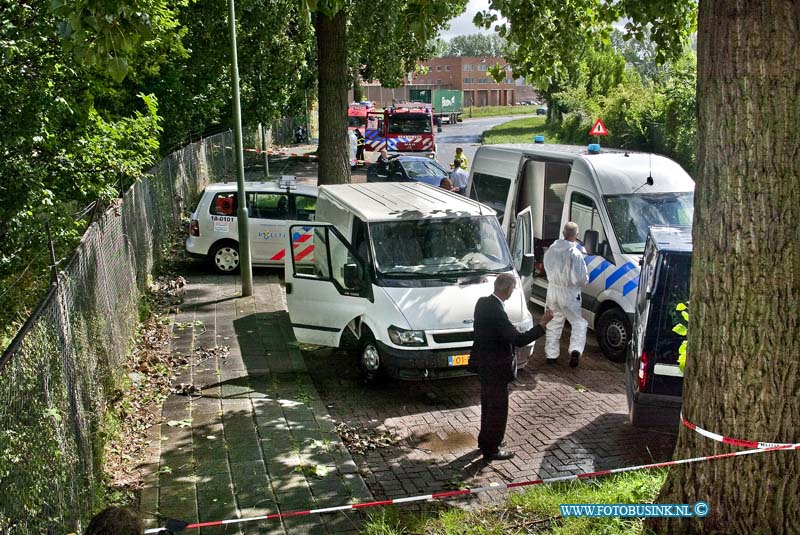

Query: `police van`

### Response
(186, 177, 318, 273)
(467, 143, 694, 361)
(283, 182, 536, 382)
(625, 226, 691, 427)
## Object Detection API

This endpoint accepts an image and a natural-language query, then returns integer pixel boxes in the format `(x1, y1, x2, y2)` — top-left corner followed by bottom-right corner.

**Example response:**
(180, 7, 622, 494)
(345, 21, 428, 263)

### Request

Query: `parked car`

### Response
(536, 105, 547, 115)
(625, 225, 692, 427)
(366, 155, 450, 187)
(186, 177, 318, 273)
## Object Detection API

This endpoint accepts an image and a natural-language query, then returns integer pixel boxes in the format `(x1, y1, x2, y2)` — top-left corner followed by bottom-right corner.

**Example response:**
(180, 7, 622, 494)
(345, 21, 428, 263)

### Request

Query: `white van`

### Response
(283, 182, 536, 382)
(186, 178, 318, 273)
(467, 144, 694, 361)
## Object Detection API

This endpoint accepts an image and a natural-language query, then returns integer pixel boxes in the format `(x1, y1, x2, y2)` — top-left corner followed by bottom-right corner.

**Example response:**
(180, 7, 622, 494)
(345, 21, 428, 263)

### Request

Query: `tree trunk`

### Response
(353, 72, 364, 102)
(651, 1, 799, 533)
(315, 10, 350, 185)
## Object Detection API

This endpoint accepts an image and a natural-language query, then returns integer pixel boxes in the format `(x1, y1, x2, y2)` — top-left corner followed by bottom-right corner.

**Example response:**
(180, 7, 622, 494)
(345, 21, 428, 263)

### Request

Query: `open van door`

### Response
(511, 207, 534, 299)
(284, 223, 371, 347)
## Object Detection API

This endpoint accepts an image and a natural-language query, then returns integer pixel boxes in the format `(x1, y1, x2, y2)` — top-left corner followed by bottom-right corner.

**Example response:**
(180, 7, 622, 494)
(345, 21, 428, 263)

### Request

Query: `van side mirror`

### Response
(519, 254, 535, 277)
(343, 263, 362, 289)
(583, 230, 599, 255)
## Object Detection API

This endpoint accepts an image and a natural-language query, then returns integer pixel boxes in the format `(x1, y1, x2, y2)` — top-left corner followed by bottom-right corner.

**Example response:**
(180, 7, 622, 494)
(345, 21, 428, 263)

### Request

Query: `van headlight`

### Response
(388, 326, 427, 346)
(516, 313, 534, 333)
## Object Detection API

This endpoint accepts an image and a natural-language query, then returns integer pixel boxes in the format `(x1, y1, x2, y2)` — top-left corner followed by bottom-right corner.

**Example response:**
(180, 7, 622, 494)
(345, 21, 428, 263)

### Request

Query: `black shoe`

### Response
(569, 350, 581, 368)
(483, 449, 515, 462)
(546, 358, 558, 365)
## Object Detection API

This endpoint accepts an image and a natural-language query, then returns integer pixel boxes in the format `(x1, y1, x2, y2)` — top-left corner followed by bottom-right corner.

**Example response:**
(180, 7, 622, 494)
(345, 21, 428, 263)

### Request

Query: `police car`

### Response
(186, 177, 318, 273)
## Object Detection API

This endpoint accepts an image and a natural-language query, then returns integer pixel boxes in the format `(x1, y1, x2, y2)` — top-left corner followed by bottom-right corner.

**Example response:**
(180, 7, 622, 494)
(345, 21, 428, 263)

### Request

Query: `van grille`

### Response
(432, 331, 474, 344)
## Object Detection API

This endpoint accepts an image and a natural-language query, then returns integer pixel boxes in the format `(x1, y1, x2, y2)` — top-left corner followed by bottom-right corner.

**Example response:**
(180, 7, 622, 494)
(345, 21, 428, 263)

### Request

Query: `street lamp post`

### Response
(228, 0, 253, 297)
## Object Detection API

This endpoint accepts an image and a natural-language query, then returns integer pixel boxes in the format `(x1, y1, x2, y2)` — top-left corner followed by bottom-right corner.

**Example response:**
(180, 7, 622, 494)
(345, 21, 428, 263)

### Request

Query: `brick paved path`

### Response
(139, 270, 369, 535)
(305, 326, 678, 507)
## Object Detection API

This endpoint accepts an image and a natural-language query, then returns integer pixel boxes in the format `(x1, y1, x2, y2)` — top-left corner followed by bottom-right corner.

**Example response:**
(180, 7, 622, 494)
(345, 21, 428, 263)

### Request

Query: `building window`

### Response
(436, 65, 441, 71)
(478, 64, 487, 71)
(463, 64, 472, 71)
(464, 77, 472, 84)
(437, 79, 442, 85)
(444, 65, 451, 71)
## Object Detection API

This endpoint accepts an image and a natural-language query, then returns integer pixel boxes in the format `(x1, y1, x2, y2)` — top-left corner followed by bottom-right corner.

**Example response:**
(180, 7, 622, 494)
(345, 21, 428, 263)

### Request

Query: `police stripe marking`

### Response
(622, 279, 639, 296)
(589, 260, 611, 283)
(605, 262, 636, 290)
(294, 245, 315, 261)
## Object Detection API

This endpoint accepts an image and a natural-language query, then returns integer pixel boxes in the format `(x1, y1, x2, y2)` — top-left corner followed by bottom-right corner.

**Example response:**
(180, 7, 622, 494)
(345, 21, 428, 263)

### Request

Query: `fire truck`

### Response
(347, 102, 373, 134)
(363, 103, 436, 157)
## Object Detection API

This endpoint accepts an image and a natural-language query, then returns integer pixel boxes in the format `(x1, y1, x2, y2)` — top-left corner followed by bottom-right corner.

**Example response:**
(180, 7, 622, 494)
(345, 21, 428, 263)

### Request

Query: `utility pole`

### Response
(228, 0, 253, 297)
(261, 123, 270, 178)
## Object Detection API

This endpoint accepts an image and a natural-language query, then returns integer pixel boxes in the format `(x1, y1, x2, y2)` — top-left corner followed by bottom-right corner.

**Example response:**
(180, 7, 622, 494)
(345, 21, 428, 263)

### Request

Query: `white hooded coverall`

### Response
(543, 239, 590, 359)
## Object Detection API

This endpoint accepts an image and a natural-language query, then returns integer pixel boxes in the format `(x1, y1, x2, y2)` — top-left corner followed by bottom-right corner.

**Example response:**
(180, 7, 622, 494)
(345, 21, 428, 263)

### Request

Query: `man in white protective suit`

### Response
(543, 221, 589, 367)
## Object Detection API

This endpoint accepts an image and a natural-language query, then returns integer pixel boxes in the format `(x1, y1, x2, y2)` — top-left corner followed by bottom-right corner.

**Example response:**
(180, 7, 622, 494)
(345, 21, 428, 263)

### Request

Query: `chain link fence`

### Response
(0, 126, 270, 534)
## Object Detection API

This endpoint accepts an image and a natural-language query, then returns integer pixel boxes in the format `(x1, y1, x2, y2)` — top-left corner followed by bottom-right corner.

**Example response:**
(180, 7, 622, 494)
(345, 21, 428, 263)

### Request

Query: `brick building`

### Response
(411, 56, 518, 106)
(351, 56, 540, 108)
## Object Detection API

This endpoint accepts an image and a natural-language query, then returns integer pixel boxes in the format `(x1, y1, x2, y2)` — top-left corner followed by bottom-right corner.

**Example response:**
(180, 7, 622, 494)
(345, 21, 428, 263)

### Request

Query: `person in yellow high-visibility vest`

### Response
(455, 147, 468, 171)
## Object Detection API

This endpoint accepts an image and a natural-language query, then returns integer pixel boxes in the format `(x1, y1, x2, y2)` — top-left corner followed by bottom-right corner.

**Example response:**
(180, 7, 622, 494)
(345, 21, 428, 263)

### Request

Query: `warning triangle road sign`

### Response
(590, 118, 609, 136)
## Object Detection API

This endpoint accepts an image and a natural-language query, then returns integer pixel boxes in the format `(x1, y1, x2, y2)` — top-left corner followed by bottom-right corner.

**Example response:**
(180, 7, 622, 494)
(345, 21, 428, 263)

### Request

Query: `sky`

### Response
(440, 0, 500, 39)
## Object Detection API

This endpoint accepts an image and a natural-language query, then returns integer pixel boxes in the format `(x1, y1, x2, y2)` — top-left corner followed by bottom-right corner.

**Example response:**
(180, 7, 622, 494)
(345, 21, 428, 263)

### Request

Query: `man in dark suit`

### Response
(471, 273, 553, 462)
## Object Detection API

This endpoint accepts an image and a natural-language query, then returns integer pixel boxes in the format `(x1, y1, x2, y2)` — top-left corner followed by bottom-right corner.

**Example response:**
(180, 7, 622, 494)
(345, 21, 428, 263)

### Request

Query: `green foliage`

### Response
(476, 0, 695, 86)
(442, 33, 508, 57)
(51, 0, 187, 82)
(363, 470, 667, 535)
(148, 0, 316, 145)
(469, 106, 543, 118)
(348, 0, 467, 86)
(673, 302, 689, 372)
(482, 117, 552, 144)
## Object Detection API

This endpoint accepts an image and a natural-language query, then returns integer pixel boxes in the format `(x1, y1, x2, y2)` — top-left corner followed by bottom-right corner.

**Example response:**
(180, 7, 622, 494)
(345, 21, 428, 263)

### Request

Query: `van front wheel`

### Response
(358, 336, 385, 384)
(596, 308, 630, 362)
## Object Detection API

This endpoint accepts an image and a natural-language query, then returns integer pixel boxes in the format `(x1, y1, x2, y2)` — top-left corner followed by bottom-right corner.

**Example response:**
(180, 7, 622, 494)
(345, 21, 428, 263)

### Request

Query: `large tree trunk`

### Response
(651, 1, 799, 533)
(315, 10, 350, 185)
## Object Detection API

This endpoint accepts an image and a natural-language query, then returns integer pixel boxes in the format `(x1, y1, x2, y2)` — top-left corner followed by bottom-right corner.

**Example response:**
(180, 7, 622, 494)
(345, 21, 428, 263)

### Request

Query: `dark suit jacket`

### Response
(469, 295, 545, 383)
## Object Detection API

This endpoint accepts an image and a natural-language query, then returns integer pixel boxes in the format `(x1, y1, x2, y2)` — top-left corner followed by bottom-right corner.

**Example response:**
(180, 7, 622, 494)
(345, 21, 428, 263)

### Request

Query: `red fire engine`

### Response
(347, 102, 374, 134)
(363, 103, 436, 157)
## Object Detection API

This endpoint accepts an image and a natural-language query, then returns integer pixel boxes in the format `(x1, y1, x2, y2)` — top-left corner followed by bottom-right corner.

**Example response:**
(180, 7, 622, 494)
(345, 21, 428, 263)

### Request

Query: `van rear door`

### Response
(284, 223, 371, 347)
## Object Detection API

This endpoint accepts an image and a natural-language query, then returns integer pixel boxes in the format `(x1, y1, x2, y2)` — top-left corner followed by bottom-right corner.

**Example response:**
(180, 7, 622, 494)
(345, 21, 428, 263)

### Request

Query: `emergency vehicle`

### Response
(625, 225, 691, 427)
(364, 103, 436, 157)
(283, 182, 535, 382)
(186, 176, 318, 274)
(347, 101, 373, 134)
(467, 143, 694, 362)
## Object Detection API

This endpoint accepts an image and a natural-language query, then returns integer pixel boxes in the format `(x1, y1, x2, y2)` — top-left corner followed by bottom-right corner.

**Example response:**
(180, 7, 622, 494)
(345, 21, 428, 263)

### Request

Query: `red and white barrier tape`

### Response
(243, 147, 318, 159)
(142, 444, 798, 533)
(681, 413, 798, 449)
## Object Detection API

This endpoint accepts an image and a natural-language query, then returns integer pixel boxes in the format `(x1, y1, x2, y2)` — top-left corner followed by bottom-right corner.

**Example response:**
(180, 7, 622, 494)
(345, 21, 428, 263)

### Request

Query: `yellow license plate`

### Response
(448, 354, 470, 367)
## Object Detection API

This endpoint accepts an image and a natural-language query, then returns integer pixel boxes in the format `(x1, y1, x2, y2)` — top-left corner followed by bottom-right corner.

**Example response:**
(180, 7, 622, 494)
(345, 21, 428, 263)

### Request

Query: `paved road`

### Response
(248, 114, 535, 184)
(434, 114, 536, 170)
(303, 311, 678, 506)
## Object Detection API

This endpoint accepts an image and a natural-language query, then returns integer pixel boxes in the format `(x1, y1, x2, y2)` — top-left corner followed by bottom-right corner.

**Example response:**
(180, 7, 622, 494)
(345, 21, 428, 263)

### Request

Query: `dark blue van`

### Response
(625, 226, 692, 427)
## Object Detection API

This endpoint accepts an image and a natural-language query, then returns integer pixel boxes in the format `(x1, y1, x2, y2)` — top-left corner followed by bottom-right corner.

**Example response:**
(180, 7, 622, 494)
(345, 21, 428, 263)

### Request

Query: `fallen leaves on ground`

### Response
(335, 422, 398, 455)
(103, 250, 191, 495)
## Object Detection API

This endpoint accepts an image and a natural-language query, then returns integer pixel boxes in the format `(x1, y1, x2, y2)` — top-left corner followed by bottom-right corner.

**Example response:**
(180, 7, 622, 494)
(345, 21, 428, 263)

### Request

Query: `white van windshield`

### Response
(370, 216, 512, 278)
(605, 193, 694, 254)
